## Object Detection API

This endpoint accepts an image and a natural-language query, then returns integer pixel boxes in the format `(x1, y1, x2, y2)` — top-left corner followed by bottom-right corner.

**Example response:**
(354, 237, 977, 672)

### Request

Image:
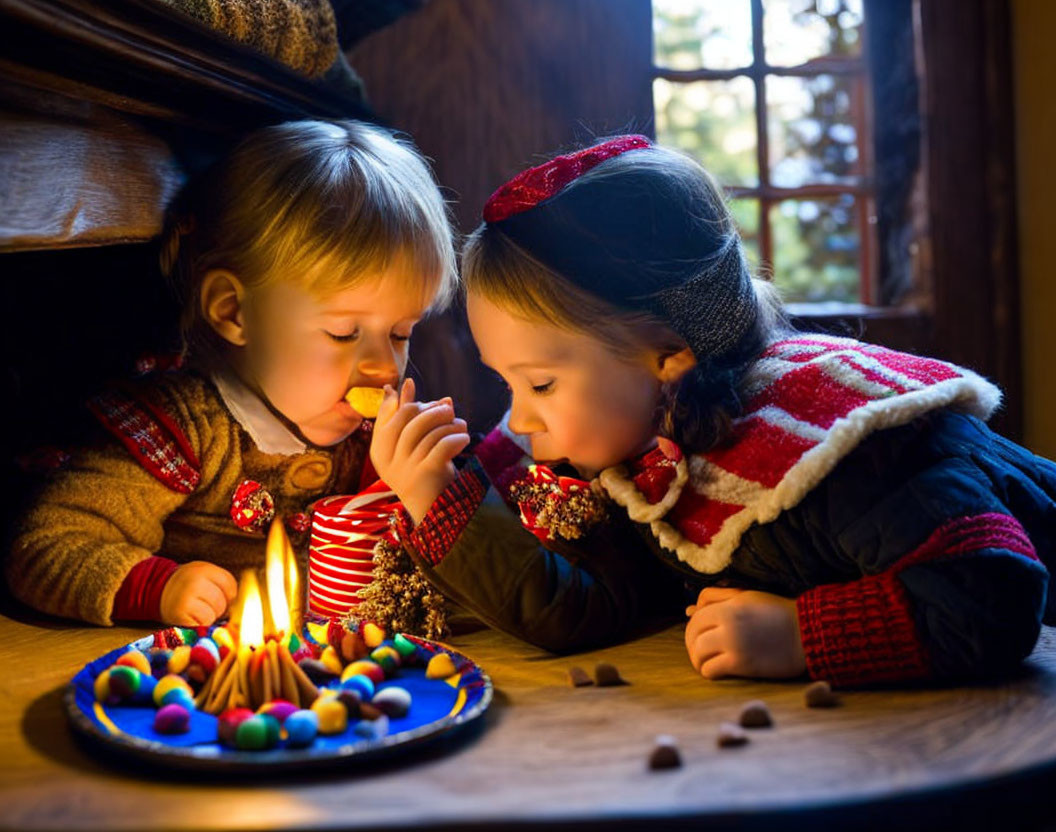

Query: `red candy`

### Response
(217, 707, 255, 747)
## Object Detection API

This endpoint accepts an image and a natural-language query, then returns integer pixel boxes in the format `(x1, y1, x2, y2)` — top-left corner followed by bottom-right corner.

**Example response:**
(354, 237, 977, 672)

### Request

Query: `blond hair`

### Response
(160, 119, 456, 362)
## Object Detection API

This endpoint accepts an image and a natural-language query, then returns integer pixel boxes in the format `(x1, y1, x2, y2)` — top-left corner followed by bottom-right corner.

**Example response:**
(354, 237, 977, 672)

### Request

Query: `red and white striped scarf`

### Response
(599, 335, 1002, 575)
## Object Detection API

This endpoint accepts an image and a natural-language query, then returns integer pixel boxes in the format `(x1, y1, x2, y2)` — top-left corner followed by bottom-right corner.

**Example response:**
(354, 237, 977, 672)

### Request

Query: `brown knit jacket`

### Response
(7, 372, 369, 625)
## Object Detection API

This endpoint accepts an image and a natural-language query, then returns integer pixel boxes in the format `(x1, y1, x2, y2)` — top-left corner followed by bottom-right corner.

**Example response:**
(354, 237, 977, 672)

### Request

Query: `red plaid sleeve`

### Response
(392, 466, 489, 566)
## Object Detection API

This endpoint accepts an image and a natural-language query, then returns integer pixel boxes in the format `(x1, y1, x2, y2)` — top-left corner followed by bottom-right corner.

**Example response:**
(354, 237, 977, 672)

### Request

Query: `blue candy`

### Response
(284, 710, 318, 747)
(341, 674, 375, 700)
(159, 686, 196, 710)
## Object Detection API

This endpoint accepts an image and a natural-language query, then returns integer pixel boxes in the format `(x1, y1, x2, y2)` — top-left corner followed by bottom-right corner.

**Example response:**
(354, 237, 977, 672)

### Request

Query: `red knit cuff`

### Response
(112, 556, 180, 622)
(797, 572, 930, 687)
(396, 468, 488, 566)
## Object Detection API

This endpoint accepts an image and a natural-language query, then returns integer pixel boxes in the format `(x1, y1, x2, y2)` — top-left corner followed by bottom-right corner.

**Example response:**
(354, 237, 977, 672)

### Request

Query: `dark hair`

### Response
(463, 143, 790, 453)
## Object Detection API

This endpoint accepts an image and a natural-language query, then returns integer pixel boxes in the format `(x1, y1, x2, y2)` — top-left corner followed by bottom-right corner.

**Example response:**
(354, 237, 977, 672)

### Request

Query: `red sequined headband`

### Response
(482, 135, 651, 224)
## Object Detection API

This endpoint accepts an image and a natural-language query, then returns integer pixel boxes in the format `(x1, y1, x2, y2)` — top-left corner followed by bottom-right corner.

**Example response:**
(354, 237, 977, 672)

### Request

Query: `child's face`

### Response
(237, 262, 432, 447)
(468, 294, 662, 478)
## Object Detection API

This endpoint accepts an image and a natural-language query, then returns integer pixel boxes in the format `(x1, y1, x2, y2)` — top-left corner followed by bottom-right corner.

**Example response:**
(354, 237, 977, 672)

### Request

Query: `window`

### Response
(652, 0, 875, 304)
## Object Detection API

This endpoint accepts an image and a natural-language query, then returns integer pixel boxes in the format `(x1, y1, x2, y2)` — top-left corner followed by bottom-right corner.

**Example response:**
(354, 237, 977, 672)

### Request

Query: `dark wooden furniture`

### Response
(4, 609, 1056, 830)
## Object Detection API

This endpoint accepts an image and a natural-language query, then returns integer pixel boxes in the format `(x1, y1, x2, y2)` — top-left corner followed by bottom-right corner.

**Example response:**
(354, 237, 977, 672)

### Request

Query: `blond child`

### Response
(7, 119, 457, 627)
(371, 136, 1056, 687)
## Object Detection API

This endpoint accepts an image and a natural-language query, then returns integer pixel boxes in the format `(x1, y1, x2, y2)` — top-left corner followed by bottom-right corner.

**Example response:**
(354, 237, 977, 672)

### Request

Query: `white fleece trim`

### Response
(210, 368, 307, 456)
(609, 370, 1001, 574)
(599, 456, 688, 523)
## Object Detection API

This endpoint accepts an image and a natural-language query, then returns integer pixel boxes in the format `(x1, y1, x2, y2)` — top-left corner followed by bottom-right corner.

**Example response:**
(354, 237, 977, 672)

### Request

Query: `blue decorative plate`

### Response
(64, 630, 492, 773)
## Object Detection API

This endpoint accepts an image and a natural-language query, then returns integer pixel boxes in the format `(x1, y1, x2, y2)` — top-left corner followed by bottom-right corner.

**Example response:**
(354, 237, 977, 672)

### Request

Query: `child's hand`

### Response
(684, 587, 806, 680)
(159, 561, 238, 626)
(371, 378, 471, 525)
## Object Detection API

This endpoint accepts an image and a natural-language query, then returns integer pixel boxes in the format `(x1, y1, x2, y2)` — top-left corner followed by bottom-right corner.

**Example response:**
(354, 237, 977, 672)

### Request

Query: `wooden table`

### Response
(4, 607, 1056, 831)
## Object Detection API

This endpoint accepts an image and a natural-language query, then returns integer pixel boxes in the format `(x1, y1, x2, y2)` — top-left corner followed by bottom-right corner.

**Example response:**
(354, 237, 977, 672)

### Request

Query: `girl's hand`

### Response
(159, 561, 238, 626)
(370, 378, 471, 525)
(684, 587, 806, 680)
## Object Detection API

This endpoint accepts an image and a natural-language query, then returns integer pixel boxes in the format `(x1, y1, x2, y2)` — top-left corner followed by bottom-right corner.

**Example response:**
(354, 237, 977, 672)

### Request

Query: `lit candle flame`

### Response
(265, 519, 291, 637)
(285, 534, 302, 637)
(239, 569, 265, 648)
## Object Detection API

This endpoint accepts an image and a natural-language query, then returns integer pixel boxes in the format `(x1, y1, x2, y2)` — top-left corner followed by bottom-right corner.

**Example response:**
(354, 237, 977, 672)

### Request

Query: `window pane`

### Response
(768, 74, 862, 187)
(729, 198, 761, 269)
(654, 77, 758, 187)
(770, 196, 860, 302)
(762, 0, 864, 66)
(652, 0, 753, 70)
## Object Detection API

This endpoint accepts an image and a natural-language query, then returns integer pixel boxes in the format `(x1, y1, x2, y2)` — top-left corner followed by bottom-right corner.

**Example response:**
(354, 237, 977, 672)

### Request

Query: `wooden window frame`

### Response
(653, 0, 877, 303)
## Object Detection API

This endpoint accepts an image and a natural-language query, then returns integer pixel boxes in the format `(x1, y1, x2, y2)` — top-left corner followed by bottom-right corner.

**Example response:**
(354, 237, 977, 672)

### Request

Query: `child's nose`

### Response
(507, 396, 544, 435)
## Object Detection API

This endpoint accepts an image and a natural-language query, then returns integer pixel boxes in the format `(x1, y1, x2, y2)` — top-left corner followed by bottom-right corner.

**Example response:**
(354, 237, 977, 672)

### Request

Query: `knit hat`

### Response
(482, 135, 757, 361)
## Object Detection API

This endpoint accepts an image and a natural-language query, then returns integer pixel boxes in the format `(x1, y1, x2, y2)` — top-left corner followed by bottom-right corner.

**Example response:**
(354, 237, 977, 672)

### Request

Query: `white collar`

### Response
(209, 368, 307, 456)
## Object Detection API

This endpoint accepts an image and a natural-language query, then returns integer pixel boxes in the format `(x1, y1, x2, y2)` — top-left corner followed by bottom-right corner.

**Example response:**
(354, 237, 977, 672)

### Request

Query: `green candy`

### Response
(108, 665, 141, 699)
(393, 634, 417, 659)
(179, 627, 198, 645)
(288, 633, 301, 652)
(234, 714, 280, 750)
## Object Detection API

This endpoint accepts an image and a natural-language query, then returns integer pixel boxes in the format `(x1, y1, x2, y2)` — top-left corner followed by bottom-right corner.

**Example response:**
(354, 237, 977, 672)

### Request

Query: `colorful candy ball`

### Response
(362, 622, 385, 649)
(392, 633, 418, 660)
(369, 646, 400, 675)
(130, 673, 158, 706)
(425, 653, 457, 680)
(341, 660, 385, 686)
(298, 658, 338, 685)
(335, 690, 363, 719)
(149, 649, 173, 678)
(154, 703, 190, 735)
(340, 674, 375, 701)
(167, 644, 192, 675)
(94, 669, 115, 704)
(311, 696, 348, 735)
(319, 646, 343, 676)
(115, 649, 151, 676)
(153, 674, 194, 708)
(217, 707, 255, 747)
(235, 714, 281, 750)
(284, 710, 319, 747)
(108, 665, 142, 699)
(159, 686, 195, 710)
(186, 644, 219, 683)
(372, 686, 412, 718)
(258, 700, 298, 724)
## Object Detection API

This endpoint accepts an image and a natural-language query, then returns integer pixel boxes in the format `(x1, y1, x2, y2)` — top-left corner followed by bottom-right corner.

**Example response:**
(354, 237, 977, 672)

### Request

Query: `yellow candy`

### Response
(341, 660, 384, 684)
(154, 674, 194, 707)
(362, 622, 385, 649)
(425, 653, 457, 680)
(115, 650, 151, 676)
(311, 695, 348, 735)
(168, 644, 191, 674)
(320, 646, 343, 676)
(94, 669, 112, 703)
(345, 386, 385, 419)
(211, 626, 235, 652)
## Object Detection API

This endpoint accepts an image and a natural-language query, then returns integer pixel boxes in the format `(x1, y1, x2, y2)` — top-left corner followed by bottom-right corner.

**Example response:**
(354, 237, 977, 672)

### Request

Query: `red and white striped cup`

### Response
(308, 480, 400, 618)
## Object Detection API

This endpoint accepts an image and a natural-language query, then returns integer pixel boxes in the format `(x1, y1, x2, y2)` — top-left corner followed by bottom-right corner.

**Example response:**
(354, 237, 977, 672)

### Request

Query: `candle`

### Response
(194, 560, 317, 715)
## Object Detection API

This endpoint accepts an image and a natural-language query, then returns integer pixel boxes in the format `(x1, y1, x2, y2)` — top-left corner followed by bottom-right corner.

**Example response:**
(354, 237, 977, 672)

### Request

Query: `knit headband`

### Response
(482, 136, 757, 361)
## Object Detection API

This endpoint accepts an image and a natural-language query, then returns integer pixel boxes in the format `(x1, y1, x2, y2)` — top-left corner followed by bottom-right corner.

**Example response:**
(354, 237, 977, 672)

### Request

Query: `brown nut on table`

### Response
(568, 666, 593, 687)
(738, 699, 773, 728)
(594, 662, 627, 687)
(804, 680, 841, 708)
(648, 735, 682, 770)
(717, 722, 749, 748)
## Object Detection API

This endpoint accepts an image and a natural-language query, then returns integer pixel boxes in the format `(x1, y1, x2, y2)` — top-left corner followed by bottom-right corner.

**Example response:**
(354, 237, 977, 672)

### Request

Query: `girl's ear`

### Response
(201, 269, 248, 346)
(656, 347, 697, 384)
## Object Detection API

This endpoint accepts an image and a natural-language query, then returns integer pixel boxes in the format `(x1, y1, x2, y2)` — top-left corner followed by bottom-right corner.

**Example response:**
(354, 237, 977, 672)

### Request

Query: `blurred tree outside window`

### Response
(653, 0, 876, 305)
